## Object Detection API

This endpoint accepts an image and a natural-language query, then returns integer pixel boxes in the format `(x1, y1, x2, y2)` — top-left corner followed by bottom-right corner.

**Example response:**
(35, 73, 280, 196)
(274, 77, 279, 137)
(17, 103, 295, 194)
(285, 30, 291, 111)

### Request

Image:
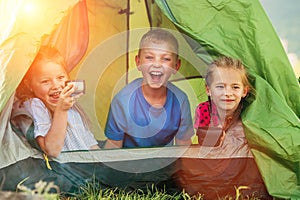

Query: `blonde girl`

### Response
(195, 56, 253, 147)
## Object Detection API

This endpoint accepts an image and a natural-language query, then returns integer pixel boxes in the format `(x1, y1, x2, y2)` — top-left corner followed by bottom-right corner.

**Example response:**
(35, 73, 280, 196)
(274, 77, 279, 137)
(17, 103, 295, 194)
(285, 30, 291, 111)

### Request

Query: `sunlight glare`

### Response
(23, 2, 36, 14)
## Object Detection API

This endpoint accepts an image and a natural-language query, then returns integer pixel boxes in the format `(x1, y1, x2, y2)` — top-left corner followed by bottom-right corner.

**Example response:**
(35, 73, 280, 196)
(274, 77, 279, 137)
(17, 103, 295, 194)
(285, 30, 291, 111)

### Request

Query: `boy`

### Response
(104, 29, 194, 148)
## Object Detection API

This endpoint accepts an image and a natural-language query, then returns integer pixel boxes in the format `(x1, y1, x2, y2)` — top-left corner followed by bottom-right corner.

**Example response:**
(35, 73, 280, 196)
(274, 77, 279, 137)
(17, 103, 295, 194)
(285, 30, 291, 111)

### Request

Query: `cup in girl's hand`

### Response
(66, 80, 85, 95)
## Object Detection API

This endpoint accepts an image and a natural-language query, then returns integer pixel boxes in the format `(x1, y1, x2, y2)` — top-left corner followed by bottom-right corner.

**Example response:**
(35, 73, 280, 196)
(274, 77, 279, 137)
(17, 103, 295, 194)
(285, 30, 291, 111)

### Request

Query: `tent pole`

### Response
(144, 0, 153, 27)
(125, 0, 131, 85)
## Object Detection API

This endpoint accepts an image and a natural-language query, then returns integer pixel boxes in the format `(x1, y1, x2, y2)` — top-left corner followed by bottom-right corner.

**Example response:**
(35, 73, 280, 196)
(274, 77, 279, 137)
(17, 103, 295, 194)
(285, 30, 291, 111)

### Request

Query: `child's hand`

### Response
(56, 83, 77, 111)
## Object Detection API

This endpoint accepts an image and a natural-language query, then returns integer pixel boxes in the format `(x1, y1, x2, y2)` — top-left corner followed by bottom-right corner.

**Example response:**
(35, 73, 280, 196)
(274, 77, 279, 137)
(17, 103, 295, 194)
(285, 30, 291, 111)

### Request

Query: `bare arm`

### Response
(36, 84, 75, 157)
(104, 139, 123, 149)
(90, 144, 100, 150)
(175, 138, 192, 146)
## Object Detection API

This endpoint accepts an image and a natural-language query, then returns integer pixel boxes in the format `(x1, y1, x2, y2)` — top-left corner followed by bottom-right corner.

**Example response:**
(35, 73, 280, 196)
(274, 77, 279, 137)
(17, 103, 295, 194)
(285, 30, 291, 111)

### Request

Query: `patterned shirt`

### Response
(194, 101, 219, 128)
(23, 98, 98, 151)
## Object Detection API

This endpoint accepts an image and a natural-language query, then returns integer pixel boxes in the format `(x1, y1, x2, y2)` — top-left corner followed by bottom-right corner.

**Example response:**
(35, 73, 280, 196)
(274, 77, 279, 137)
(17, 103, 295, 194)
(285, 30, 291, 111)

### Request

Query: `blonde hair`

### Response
(16, 46, 67, 102)
(205, 56, 253, 130)
(139, 28, 179, 55)
(206, 56, 252, 92)
(16, 46, 91, 130)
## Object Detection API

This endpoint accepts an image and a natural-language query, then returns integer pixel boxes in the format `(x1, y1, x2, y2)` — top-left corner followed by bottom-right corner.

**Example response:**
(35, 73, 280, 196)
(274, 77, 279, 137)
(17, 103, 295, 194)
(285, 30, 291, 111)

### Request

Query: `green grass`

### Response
(61, 183, 264, 200)
(63, 186, 203, 200)
(15, 177, 266, 200)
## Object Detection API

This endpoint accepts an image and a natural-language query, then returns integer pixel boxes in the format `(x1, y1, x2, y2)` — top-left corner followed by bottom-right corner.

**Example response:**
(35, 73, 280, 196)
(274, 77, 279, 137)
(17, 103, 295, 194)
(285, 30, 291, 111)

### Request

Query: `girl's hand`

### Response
(56, 83, 76, 111)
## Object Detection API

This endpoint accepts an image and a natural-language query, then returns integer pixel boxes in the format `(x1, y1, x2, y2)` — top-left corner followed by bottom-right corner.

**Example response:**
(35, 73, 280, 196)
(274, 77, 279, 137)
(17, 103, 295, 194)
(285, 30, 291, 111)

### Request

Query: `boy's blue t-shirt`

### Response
(105, 78, 194, 148)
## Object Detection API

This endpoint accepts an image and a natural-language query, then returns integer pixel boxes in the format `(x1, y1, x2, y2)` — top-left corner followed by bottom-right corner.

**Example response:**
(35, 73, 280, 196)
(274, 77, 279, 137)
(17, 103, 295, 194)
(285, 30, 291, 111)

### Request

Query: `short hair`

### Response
(139, 28, 179, 55)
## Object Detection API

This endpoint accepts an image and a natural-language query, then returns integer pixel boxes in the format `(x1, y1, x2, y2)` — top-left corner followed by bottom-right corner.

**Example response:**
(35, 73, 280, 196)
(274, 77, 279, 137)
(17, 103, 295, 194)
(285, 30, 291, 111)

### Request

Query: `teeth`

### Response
(150, 71, 162, 76)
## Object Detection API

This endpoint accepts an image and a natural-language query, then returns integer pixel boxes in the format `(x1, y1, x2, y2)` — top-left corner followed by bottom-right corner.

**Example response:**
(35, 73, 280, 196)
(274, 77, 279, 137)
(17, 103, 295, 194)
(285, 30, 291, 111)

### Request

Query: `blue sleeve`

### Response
(104, 97, 127, 141)
(175, 96, 195, 140)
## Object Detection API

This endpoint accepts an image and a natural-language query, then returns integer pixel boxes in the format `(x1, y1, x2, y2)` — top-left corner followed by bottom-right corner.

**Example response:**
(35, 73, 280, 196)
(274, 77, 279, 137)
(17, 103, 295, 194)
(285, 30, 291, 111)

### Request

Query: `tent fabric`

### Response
(41, 0, 89, 73)
(0, 146, 271, 199)
(0, 0, 81, 112)
(154, 0, 300, 198)
(0, 0, 299, 199)
(0, 0, 87, 169)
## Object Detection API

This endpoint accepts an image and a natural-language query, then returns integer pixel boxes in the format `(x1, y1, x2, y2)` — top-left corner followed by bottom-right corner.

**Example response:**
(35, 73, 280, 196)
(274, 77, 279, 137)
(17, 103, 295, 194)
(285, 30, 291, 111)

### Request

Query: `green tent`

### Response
(0, 0, 299, 199)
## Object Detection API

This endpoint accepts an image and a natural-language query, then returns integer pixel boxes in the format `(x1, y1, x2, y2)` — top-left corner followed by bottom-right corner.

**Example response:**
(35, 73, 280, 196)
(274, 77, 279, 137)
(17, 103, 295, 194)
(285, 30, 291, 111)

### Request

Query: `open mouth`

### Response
(49, 91, 61, 99)
(149, 71, 163, 82)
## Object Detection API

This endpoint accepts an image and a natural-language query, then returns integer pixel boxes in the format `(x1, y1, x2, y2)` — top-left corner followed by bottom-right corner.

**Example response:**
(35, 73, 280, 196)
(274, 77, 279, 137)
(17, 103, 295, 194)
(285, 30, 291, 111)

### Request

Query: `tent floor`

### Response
(0, 156, 272, 199)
